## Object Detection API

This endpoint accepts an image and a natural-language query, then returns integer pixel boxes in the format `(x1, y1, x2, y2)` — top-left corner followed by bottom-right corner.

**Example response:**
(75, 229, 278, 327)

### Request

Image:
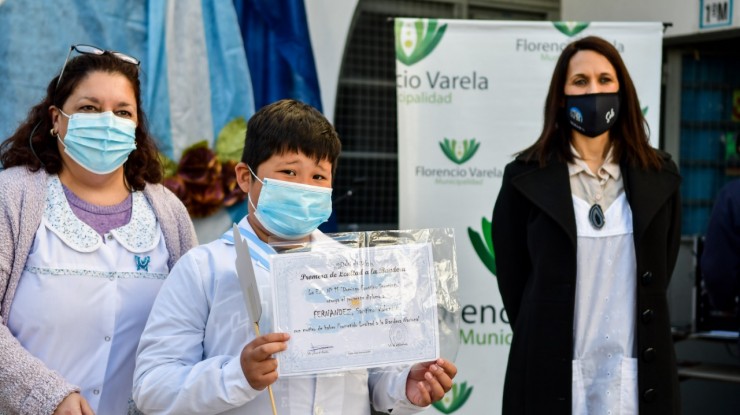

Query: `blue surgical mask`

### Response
(248, 166, 333, 240)
(57, 109, 137, 174)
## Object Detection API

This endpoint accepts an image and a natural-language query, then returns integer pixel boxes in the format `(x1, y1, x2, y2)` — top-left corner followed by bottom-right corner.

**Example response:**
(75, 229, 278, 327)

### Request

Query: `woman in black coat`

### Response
(492, 36, 681, 415)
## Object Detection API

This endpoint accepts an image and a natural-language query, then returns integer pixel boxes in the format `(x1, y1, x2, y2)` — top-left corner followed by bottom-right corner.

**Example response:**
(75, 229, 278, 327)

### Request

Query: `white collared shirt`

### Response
(568, 144, 623, 211)
(133, 217, 421, 415)
(8, 176, 169, 414)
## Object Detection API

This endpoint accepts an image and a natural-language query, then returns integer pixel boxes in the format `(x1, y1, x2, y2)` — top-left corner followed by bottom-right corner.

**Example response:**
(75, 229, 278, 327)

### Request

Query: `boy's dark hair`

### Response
(241, 99, 341, 175)
(0, 52, 163, 189)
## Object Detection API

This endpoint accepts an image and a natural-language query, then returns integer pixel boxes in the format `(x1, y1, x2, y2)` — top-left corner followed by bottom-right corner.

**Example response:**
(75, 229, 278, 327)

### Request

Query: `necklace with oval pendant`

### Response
(589, 203, 605, 229)
(585, 174, 607, 230)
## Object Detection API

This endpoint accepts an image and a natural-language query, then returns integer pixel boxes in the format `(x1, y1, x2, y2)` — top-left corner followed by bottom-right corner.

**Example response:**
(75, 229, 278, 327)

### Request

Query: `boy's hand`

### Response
(405, 358, 457, 407)
(240, 332, 290, 390)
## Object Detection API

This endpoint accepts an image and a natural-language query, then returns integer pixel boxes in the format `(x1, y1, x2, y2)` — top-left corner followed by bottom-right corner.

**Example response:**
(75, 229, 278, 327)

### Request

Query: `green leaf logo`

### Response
(395, 19, 448, 66)
(439, 138, 480, 165)
(468, 217, 496, 276)
(432, 381, 474, 413)
(553, 21, 590, 37)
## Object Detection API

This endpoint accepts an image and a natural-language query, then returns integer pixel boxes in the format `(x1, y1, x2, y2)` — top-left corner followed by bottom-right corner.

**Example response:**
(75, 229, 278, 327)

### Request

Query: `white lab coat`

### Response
(8, 176, 169, 414)
(133, 217, 422, 415)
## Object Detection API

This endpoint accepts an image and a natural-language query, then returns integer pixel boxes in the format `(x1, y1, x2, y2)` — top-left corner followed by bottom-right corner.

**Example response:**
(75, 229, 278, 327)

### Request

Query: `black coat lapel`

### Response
(622, 160, 681, 239)
(511, 161, 577, 247)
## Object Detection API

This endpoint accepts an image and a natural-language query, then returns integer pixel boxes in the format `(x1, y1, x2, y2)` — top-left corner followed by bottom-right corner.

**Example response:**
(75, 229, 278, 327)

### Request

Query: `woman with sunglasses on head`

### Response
(0, 45, 197, 414)
(492, 36, 681, 414)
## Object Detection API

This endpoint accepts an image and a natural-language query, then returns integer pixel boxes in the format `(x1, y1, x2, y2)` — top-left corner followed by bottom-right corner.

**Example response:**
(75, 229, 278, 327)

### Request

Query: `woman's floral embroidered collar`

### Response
(44, 176, 159, 253)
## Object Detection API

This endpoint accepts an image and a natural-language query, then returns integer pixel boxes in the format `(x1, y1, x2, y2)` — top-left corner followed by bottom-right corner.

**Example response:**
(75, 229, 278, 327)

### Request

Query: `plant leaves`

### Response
(159, 152, 179, 178)
(215, 117, 247, 162)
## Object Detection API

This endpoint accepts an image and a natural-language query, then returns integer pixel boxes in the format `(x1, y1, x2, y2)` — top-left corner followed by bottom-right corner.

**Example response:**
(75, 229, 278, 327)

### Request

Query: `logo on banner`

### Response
(468, 217, 496, 276)
(395, 19, 490, 105)
(432, 381, 474, 413)
(439, 138, 480, 165)
(553, 21, 590, 37)
(516, 22, 623, 62)
(395, 19, 447, 66)
(415, 138, 501, 185)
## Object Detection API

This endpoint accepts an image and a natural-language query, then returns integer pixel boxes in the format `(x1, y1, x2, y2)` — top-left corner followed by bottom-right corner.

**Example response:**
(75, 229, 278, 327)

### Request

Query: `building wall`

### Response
(562, 0, 739, 37)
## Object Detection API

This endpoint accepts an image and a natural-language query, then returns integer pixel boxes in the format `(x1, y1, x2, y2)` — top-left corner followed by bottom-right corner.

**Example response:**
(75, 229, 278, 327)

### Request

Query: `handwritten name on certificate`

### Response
(271, 243, 439, 376)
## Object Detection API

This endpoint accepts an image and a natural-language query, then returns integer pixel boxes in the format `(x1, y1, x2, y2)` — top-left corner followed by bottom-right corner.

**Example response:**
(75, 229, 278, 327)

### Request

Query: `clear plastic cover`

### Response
(266, 228, 460, 377)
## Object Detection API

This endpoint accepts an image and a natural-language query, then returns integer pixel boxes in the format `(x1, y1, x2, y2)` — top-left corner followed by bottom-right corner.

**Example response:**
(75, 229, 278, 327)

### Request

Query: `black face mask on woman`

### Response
(564, 92, 620, 138)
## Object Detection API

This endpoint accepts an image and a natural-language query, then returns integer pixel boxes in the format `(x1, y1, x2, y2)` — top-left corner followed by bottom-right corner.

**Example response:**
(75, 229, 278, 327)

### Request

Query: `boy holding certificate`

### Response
(133, 99, 457, 415)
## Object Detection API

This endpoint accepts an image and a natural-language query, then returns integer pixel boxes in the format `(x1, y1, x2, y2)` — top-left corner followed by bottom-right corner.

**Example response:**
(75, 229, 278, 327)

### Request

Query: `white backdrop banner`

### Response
(395, 20, 663, 414)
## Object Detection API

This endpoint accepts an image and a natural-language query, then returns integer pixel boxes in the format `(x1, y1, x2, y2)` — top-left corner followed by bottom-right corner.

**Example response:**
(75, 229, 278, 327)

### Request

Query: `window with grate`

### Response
(333, 0, 555, 232)
(679, 40, 740, 235)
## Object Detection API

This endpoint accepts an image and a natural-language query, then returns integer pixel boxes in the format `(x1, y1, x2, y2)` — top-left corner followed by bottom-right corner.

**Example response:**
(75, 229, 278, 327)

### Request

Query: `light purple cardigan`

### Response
(0, 167, 197, 414)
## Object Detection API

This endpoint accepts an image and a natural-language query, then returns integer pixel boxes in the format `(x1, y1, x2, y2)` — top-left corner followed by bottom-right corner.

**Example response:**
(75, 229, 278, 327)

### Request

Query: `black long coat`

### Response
(491, 151, 682, 415)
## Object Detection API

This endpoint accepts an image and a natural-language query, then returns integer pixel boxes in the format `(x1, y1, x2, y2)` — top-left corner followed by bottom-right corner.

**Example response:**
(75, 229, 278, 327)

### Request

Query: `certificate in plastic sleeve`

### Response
(271, 243, 439, 376)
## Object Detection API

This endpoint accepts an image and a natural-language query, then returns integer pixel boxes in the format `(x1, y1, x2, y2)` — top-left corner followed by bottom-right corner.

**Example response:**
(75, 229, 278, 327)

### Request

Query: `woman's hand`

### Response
(405, 358, 458, 407)
(52, 392, 94, 415)
(239, 332, 290, 390)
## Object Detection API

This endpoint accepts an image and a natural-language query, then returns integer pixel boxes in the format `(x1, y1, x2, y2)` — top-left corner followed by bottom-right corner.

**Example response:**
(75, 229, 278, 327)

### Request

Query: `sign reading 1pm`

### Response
(700, 0, 733, 28)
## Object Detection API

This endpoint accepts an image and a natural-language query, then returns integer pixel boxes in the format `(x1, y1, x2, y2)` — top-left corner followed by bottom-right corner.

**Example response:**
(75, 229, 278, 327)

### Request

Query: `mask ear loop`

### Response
(28, 121, 44, 166)
(30, 107, 68, 168)
(246, 164, 260, 214)
(246, 164, 263, 184)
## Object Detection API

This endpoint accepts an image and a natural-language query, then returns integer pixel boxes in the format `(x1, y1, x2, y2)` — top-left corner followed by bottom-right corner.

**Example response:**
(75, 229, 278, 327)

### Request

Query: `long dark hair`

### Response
(521, 36, 661, 170)
(0, 52, 163, 189)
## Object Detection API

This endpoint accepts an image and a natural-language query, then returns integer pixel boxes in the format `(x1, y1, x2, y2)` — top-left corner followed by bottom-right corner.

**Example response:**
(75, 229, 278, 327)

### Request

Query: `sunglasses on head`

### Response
(55, 44, 140, 90)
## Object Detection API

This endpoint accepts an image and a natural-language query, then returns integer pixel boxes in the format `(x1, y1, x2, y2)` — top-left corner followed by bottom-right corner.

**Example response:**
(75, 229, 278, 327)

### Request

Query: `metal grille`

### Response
(679, 40, 740, 235)
(333, 0, 556, 231)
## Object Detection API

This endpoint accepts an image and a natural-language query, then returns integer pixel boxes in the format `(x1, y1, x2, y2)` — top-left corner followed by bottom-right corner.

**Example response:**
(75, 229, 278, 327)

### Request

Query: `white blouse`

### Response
(8, 176, 170, 414)
(571, 192, 638, 415)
